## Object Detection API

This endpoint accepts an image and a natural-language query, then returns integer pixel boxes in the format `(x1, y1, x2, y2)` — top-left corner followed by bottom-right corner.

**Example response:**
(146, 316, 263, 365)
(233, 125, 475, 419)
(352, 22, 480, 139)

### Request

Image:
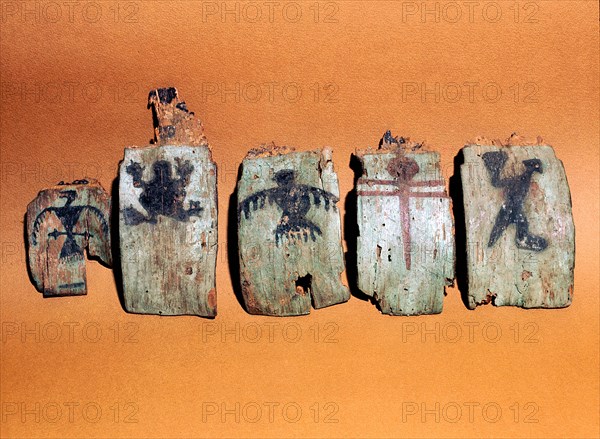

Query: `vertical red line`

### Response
(358, 178, 446, 271)
(399, 187, 412, 270)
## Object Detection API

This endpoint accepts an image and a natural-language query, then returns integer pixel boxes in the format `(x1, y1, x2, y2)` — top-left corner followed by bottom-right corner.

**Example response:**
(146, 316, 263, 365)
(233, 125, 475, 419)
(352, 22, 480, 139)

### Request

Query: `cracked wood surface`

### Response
(355, 133, 454, 315)
(26, 179, 111, 297)
(118, 87, 217, 317)
(237, 146, 349, 316)
(461, 139, 574, 309)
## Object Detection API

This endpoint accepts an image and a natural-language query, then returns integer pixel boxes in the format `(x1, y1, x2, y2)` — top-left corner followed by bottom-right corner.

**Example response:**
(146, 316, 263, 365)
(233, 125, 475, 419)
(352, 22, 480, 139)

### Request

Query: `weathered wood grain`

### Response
(119, 87, 217, 317)
(355, 131, 454, 315)
(237, 144, 349, 316)
(26, 179, 111, 297)
(461, 135, 574, 308)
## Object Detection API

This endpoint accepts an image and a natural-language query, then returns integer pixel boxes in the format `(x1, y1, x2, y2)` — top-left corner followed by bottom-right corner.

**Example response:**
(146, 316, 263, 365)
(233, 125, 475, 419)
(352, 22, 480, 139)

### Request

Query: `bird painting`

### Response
(482, 150, 547, 251)
(238, 169, 338, 245)
(31, 190, 109, 260)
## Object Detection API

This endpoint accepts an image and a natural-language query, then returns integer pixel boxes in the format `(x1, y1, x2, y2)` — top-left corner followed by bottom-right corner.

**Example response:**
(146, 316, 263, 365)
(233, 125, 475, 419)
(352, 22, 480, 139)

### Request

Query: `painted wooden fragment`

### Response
(237, 144, 349, 316)
(119, 87, 217, 317)
(355, 131, 454, 315)
(461, 134, 574, 308)
(26, 179, 111, 297)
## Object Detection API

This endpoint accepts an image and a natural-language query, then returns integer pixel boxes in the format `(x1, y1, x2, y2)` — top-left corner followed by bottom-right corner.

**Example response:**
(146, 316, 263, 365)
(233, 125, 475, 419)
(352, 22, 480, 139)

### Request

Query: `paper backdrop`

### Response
(1, 1, 598, 438)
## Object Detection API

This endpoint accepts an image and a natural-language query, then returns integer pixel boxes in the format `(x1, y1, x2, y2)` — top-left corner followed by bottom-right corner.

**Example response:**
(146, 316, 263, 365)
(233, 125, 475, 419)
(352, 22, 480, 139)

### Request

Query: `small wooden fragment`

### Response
(119, 87, 217, 317)
(355, 131, 454, 315)
(461, 134, 574, 308)
(26, 179, 111, 297)
(237, 144, 350, 316)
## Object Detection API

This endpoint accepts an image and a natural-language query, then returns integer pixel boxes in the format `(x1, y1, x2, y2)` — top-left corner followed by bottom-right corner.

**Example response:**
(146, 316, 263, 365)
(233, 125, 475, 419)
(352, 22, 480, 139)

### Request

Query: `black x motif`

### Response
(482, 150, 547, 252)
(123, 159, 203, 225)
(31, 190, 108, 260)
(239, 169, 338, 245)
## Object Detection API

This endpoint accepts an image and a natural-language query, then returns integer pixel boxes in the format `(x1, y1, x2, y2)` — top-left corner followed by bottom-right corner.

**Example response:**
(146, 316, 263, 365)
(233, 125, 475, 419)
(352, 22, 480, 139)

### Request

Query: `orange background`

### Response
(1, 1, 598, 438)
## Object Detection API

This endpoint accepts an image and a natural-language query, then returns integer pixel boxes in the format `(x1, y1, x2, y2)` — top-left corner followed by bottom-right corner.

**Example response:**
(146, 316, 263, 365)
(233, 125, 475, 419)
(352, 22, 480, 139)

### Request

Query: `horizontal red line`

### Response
(357, 191, 447, 198)
(358, 178, 445, 187)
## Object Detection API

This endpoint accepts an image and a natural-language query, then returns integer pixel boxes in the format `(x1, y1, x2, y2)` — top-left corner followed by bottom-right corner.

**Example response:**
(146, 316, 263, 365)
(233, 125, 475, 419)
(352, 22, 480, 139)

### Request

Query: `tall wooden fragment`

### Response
(237, 144, 349, 316)
(355, 132, 454, 315)
(461, 134, 574, 308)
(119, 87, 217, 317)
(26, 179, 111, 297)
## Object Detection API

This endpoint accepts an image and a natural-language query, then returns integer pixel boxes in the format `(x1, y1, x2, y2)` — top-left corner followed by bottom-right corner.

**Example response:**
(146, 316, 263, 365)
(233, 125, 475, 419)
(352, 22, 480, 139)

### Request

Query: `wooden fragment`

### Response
(355, 131, 454, 315)
(461, 134, 574, 308)
(119, 87, 217, 317)
(26, 179, 111, 297)
(237, 144, 349, 316)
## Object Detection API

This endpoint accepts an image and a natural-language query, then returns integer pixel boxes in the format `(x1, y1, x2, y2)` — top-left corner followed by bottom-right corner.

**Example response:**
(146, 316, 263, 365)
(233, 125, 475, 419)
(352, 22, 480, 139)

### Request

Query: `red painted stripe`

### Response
(357, 191, 447, 198)
(358, 178, 445, 187)
(358, 179, 397, 185)
(410, 192, 448, 198)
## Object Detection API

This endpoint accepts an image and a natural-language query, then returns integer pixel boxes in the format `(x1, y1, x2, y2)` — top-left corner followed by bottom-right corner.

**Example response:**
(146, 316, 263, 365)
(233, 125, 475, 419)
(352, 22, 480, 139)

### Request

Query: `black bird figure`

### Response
(238, 169, 338, 245)
(482, 150, 547, 251)
(31, 190, 109, 260)
(123, 158, 203, 225)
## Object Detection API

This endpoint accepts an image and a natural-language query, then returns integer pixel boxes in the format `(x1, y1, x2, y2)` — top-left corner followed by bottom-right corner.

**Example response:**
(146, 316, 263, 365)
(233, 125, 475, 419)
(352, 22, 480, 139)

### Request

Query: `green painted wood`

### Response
(461, 138, 574, 308)
(355, 133, 454, 315)
(237, 146, 349, 316)
(119, 87, 217, 317)
(26, 179, 111, 297)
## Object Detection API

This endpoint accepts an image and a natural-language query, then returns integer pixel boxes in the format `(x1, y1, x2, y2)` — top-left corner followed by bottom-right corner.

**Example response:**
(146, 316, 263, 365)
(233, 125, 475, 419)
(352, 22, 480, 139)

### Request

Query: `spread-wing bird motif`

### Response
(122, 158, 203, 225)
(238, 169, 338, 245)
(482, 150, 547, 251)
(31, 190, 109, 260)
